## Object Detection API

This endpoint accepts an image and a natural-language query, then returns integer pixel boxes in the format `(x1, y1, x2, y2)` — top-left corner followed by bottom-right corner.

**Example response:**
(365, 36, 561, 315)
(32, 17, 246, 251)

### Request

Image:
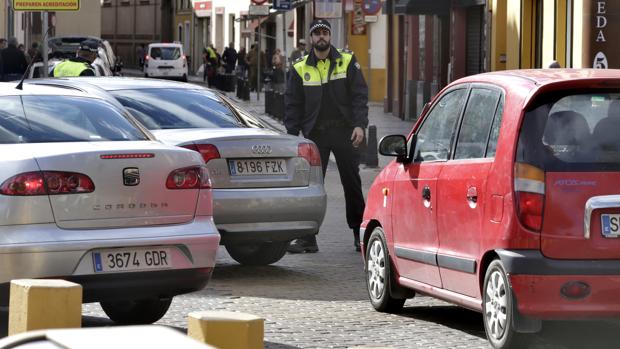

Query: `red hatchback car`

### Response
(361, 69, 620, 348)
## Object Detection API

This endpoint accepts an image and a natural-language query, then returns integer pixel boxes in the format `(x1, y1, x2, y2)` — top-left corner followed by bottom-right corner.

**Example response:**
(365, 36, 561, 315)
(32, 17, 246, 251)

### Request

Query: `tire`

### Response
(483, 260, 531, 349)
(225, 242, 288, 266)
(101, 298, 172, 325)
(366, 228, 408, 313)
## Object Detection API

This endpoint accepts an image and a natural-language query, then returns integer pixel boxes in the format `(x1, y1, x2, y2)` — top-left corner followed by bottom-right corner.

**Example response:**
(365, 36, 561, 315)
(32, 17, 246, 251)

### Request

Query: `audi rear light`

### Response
(298, 143, 321, 167)
(514, 162, 545, 231)
(181, 144, 221, 164)
(166, 166, 211, 190)
(0, 171, 94, 196)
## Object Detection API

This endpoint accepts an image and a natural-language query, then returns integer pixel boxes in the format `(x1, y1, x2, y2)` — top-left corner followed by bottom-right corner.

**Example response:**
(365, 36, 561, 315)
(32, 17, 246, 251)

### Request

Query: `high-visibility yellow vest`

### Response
(53, 60, 92, 77)
(293, 49, 353, 87)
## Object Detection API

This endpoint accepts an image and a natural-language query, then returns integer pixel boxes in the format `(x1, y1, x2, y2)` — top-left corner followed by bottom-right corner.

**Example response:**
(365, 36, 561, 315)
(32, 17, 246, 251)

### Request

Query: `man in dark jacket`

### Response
(285, 19, 369, 253)
(1, 37, 28, 81)
(222, 43, 238, 74)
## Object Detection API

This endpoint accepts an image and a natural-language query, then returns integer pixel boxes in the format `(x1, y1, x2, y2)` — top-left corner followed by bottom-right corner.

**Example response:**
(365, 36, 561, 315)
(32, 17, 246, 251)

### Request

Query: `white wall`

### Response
(210, 0, 249, 51)
(369, 14, 386, 69)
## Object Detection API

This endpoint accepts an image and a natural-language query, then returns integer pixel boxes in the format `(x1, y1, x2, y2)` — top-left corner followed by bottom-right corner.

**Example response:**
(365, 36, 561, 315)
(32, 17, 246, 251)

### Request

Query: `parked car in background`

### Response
(1, 81, 220, 324)
(144, 43, 188, 82)
(31, 77, 327, 266)
(48, 36, 122, 75)
(362, 69, 620, 348)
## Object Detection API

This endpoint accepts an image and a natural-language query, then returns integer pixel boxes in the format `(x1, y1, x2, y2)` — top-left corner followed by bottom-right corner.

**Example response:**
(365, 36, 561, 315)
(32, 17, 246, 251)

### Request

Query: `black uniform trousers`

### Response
(309, 126, 365, 230)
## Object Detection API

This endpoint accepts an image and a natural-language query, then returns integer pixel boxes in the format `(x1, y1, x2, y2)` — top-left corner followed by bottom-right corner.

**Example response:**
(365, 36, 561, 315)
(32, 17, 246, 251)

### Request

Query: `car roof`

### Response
(455, 69, 620, 89)
(0, 82, 99, 98)
(51, 76, 212, 93)
(149, 43, 182, 47)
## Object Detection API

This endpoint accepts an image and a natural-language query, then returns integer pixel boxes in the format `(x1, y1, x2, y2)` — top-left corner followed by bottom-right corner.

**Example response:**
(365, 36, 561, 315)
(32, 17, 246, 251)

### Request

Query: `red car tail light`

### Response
(298, 143, 321, 167)
(0, 171, 95, 196)
(166, 166, 211, 190)
(514, 162, 545, 231)
(182, 144, 221, 164)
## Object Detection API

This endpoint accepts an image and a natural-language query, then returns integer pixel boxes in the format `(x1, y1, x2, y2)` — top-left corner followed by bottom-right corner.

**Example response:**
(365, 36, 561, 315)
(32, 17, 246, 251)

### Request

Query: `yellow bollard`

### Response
(188, 311, 264, 349)
(8, 279, 82, 335)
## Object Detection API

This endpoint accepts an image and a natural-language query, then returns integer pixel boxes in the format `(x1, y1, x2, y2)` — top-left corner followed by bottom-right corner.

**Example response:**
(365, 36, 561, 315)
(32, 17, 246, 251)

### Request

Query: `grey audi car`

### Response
(31, 78, 327, 266)
(0, 82, 219, 324)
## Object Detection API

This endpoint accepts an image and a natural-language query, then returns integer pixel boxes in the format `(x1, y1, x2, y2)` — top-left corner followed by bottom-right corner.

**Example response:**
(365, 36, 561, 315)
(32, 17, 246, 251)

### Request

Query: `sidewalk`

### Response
(123, 68, 416, 168)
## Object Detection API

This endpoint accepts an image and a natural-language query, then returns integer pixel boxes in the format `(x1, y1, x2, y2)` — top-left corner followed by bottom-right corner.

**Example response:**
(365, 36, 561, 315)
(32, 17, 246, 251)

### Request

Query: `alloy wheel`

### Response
(367, 238, 386, 300)
(485, 269, 508, 340)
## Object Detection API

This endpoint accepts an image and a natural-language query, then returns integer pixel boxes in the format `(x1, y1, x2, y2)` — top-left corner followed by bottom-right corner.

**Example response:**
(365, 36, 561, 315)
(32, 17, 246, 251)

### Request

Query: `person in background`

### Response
(237, 46, 247, 76)
(285, 19, 368, 253)
(222, 43, 238, 74)
(204, 44, 218, 87)
(289, 38, 307, 65)
(0, 38, 7, 50)
(272, 48, 285, 91)
(51, 39, 97, 77)
(28, 42, 40, 63)
(1, 37, 28, 81)
(136, 43, 145, 68)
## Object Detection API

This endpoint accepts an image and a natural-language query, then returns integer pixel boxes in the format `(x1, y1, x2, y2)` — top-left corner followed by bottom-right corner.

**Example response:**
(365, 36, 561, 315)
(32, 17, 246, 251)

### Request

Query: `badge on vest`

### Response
(354, 62, 361, 70)
(304, 73, 311, 81)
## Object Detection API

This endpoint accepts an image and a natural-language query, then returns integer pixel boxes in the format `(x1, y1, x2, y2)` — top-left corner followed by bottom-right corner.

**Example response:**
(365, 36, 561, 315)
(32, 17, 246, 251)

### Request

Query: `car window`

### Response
(0, 96, 147, 144)
(150, 47, 181, 60)
(454, 88, 501, 160)
(110, 88, 244, 129)
(518, 92, 620, 170)
(413, 89, 468, 162)
(486, 97, 504, 158)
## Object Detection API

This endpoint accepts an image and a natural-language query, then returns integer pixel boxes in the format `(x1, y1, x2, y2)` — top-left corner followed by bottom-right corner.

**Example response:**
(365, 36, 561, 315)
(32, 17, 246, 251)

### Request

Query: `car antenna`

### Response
(16, 25, 53, 90)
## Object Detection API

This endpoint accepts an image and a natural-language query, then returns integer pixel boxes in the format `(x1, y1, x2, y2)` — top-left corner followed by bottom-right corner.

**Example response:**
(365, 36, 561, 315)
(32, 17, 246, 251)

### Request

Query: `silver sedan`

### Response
(35, 78, 327, 265)
(0, 83, 219, 324)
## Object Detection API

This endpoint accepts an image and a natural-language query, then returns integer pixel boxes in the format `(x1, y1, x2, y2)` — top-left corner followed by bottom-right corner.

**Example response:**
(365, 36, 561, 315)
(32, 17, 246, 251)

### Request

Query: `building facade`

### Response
(102, 0, 172, 70)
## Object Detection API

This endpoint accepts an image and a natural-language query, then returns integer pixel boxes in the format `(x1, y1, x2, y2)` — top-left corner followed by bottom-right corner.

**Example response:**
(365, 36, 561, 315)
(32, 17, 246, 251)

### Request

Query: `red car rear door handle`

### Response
(467, 186, 478, 203)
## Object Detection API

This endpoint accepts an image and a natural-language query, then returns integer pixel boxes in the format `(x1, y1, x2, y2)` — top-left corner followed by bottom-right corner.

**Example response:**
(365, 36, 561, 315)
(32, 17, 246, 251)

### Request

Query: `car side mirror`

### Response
(379, 135, 408, 162)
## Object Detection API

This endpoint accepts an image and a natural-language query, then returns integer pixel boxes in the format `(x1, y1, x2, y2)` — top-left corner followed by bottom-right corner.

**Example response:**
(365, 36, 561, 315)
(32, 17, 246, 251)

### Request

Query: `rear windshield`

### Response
(110, 88, 245, 129)
(0, 95, 147, 144)
(518, 92, 620, 171)
(150, 47, 181, 60)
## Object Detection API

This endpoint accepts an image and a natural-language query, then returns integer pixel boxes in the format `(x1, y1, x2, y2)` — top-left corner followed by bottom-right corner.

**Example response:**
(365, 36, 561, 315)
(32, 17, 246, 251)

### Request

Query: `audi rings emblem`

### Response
(251, 145, 272, 155)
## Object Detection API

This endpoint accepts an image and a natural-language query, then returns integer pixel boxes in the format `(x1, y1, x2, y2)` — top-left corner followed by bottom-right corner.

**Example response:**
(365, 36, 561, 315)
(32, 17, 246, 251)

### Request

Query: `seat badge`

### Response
(123, 167, 140, 186)
(304, 73, 311, 81)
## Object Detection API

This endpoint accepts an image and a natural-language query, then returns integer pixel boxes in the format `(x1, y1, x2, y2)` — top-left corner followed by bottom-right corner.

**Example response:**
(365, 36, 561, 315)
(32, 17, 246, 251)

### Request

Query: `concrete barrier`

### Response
(9, 279, 82, 335)
(188, 311, 264, 349)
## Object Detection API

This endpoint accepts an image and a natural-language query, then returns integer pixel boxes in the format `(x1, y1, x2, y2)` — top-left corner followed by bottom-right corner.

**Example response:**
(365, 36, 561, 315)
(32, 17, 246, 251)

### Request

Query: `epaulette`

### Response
(293, 56, 305, 65)
(339, 48, 354, 55)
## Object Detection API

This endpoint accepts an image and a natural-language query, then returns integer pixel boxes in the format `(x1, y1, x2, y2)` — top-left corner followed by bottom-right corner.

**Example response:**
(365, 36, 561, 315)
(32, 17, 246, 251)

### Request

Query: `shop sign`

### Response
(193, 0, 212, 18)
(583, 0, 620, 68)
(13, 0, 79, 11)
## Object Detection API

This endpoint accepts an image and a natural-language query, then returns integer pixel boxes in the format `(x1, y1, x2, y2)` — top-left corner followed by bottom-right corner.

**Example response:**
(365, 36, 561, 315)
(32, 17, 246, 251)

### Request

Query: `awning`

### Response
(394, 0, 450, 16)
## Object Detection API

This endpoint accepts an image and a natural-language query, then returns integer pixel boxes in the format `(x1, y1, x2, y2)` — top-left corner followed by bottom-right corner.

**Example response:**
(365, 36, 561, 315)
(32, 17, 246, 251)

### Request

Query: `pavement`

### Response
(63, 70, 620, 348)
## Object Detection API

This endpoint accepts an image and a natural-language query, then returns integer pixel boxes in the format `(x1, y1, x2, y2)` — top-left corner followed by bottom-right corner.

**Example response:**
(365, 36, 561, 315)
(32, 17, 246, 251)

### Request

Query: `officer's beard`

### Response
(314, 40, 330, 52)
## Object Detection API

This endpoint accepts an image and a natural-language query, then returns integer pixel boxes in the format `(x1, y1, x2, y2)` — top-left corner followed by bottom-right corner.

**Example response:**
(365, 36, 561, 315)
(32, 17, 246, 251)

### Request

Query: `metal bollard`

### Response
(365, 125, 379, 168)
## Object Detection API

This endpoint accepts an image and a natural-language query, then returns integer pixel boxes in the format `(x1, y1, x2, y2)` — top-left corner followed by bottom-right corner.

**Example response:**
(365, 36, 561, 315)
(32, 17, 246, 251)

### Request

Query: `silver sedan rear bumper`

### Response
(213, 184, 327, 244)
(0, 216, 219, 304)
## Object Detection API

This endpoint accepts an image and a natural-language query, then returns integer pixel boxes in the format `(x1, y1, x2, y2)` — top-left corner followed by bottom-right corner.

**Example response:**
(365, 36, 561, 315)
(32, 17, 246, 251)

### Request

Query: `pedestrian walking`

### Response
(222, 43, 238, 74)
(237, 46, 247, 76)
(0, 38, 7, 50)
(285, 19, 368, 253)
(27, 42, 40, 63)
(1, 37, 28, 81)
(51, 39, 97, 77)
(136, 43, 145, 68)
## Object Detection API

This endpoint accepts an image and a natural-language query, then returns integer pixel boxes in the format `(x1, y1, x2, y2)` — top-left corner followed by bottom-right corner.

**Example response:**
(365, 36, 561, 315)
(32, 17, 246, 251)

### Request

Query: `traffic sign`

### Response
(274, 0, 292, 10)
(249, 5, 270, 16)
(13, 0, 79, 11)
(362, 0, 382, 15)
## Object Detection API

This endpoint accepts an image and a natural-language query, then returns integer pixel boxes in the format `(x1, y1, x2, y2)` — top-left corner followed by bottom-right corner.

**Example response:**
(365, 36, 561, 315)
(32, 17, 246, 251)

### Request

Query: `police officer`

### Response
(285, 19, 368, 253)
(51, 39, 97, 77)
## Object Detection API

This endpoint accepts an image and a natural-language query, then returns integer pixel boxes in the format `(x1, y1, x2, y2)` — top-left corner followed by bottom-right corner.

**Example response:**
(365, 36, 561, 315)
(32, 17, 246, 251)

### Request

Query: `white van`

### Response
(144, 43, 188, 82)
